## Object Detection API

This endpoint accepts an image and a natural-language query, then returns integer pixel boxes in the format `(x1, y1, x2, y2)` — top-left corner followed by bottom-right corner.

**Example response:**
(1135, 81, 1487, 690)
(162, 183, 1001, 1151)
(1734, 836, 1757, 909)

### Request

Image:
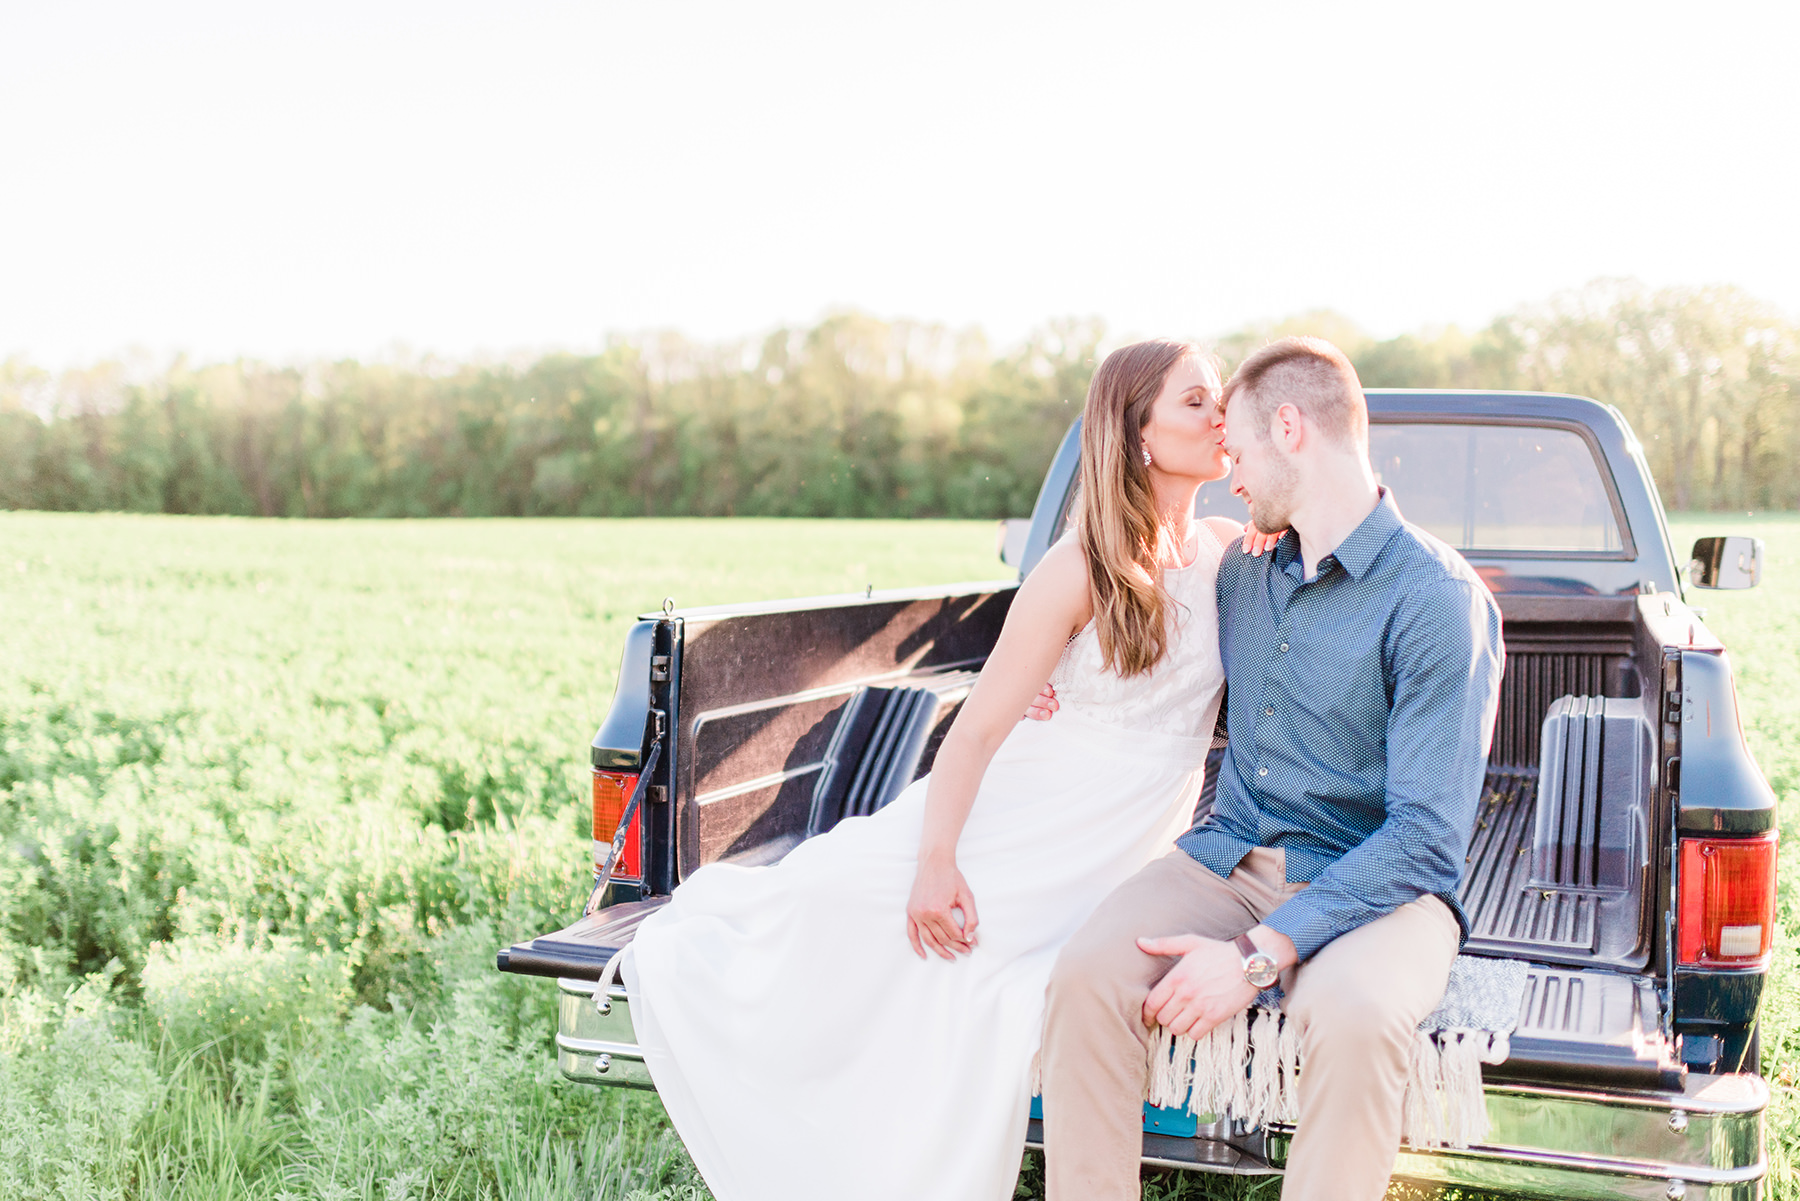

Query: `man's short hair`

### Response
(1224, 336, 1368, 449)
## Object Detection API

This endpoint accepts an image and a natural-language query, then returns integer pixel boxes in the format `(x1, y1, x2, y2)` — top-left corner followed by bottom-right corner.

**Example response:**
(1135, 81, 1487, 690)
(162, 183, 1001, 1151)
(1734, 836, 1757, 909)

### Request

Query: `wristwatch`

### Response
(1235, 933, 1279, 989)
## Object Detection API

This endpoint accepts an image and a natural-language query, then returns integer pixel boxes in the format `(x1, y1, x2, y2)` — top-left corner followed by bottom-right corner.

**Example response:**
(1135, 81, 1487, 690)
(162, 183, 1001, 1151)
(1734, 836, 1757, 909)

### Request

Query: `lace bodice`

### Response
(1048, 525, 1227, 738)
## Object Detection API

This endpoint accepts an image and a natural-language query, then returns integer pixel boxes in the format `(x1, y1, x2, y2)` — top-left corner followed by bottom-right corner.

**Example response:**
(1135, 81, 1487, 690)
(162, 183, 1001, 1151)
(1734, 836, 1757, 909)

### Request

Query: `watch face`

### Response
(1244, 954, 1279, 989)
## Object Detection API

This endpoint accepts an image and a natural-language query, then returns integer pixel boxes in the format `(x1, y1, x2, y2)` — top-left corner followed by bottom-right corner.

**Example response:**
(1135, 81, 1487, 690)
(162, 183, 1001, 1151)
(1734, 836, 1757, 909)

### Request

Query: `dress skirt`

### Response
(622, 707, 1212, 1201)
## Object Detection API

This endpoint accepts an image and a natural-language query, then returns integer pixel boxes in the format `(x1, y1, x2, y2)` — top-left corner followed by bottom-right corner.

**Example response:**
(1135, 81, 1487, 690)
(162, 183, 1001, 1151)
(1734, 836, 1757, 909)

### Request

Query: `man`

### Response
(1029, 336, 1505, 1201)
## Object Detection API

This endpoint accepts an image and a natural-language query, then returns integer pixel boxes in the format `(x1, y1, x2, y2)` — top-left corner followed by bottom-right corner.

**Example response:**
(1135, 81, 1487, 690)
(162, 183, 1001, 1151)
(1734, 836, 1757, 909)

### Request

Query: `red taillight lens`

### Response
(1677, 833, 1778, 966)
(592, 769, 643, 882)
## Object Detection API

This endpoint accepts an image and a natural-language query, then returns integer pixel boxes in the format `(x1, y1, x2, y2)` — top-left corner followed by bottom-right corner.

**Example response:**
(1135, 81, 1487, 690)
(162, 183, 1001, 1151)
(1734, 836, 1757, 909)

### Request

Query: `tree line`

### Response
(3, 281, 1795, 519)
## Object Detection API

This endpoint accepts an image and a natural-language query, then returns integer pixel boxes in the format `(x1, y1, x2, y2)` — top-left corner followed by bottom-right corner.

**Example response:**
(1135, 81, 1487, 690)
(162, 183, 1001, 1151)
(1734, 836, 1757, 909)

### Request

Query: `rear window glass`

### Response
(1370, 424, 1622, 552)
(1188, 423, 1624, 554)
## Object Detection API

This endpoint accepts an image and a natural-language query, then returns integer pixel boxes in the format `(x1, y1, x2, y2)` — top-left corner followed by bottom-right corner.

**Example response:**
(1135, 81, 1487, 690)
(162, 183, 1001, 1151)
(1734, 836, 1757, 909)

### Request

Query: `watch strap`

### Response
(1234, 933, 1259, 959)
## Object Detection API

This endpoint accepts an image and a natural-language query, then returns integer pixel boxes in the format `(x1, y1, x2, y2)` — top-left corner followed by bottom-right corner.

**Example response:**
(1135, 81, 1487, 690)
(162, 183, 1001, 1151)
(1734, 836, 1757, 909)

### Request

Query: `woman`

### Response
(620, 339, 1257, 1201)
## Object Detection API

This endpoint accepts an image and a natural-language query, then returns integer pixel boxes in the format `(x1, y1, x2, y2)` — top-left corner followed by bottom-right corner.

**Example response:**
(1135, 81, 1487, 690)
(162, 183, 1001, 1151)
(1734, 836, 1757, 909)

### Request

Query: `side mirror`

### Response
(1688, 536, 1763, 590)
(998, 519, 1032, 568)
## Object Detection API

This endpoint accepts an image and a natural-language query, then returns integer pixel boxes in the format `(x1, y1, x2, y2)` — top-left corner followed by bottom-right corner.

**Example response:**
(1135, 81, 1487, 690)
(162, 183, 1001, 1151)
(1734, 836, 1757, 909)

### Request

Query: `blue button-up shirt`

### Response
(1177, 489, 1504, 961)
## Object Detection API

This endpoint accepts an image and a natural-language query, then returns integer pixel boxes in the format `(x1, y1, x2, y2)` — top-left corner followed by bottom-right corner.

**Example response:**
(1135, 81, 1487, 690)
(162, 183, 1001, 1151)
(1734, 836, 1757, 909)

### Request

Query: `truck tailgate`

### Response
(496, 898, 668, 980)
(1490, 964, 1682, 1091)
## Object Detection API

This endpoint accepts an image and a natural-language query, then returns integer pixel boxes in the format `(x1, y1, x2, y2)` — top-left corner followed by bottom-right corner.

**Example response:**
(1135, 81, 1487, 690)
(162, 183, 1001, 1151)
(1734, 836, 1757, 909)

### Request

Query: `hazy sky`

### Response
(3, 1, 1796, 366)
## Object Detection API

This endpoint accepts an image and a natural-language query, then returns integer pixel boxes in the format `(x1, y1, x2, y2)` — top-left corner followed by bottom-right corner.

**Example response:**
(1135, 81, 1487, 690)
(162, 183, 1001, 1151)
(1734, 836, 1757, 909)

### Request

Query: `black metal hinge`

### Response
(1661, 650, 1683, 726)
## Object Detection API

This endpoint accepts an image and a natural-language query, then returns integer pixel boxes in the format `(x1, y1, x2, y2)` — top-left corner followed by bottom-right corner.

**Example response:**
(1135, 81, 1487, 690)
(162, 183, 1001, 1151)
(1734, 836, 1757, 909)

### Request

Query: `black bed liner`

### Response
(1461, 718, 1653, 973)
(1456, 741, 1675, 1089)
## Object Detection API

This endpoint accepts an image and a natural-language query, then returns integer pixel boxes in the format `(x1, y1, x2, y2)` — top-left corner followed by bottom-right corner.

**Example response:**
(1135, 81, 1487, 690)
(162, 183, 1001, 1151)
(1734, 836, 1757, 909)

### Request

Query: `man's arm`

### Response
(1260, 577, 1504, 961)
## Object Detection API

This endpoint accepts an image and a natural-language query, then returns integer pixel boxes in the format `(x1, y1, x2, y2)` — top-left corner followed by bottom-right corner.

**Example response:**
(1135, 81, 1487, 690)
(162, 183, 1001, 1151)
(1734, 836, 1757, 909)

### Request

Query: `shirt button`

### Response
(1279, 642, 1289, 653)
(1257, 766, 1269, 777)
(1265, 706, 1275, 716)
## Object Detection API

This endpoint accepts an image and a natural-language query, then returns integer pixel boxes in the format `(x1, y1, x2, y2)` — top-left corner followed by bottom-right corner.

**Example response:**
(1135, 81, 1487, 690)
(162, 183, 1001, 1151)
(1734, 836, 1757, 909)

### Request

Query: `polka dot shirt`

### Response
(1176, 489, 1505, 961)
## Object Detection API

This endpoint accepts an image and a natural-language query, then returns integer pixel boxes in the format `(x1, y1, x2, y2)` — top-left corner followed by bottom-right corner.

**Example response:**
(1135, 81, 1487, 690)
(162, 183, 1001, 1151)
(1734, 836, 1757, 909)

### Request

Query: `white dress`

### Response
(622, 528, 1228, 1201)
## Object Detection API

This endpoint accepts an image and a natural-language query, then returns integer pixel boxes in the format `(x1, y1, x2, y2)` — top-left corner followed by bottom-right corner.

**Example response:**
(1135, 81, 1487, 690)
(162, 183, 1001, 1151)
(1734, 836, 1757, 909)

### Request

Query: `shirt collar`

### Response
(1330, 487, 1404, 580)
(1273, 487, 1404, 583)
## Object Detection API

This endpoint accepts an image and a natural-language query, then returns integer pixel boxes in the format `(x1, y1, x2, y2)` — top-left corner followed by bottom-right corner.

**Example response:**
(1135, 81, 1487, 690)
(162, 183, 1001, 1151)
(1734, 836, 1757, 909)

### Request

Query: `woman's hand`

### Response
(907, 855, 980, 961)
(1240, 522, 1284, 557)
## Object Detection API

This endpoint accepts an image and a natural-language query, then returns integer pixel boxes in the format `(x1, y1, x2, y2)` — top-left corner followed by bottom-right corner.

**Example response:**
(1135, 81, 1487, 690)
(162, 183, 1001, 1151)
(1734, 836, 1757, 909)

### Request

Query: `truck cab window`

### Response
(1182, 423, 1624, 555)
(1370, 424, 1622, 553)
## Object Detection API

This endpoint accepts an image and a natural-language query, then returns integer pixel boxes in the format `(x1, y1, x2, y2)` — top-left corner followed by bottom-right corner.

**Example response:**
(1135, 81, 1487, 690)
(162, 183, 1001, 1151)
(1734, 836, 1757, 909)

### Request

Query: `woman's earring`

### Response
(1142, 447, 1153, 467)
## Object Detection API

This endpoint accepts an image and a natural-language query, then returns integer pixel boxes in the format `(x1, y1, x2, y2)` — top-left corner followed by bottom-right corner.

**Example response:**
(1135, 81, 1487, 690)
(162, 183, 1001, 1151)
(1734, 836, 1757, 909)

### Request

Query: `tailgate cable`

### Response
(585, 738, 662, 917)
(589, 739, 662, 1014)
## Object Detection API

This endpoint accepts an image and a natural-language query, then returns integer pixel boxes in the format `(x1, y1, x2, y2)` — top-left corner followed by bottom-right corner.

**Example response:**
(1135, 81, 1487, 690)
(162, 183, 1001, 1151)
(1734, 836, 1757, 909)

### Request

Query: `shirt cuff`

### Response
(1261, 894, 1336, 963)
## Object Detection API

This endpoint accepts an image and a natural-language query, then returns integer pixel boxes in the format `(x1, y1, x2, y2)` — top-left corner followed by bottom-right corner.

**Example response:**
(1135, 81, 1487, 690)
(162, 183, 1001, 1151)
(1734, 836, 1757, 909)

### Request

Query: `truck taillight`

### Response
(1677, 833, 1778, 967)
(593, 769, 643, 883)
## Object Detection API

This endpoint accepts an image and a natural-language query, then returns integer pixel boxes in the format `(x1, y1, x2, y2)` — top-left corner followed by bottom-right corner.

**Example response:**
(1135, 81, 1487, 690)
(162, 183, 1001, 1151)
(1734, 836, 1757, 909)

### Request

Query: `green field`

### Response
(0, 511, 1794, 1200)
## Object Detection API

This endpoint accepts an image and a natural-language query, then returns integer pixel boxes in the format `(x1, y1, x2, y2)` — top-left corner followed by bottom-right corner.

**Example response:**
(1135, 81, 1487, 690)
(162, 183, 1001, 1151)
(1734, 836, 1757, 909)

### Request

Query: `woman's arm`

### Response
(1020, 518, 1280, 724)
(905, 538, 1091, 960)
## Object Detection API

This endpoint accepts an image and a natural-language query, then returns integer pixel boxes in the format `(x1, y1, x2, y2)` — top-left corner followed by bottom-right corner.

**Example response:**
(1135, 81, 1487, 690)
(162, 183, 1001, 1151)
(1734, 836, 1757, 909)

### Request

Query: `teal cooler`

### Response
(1028, 1094, 1202, 1137)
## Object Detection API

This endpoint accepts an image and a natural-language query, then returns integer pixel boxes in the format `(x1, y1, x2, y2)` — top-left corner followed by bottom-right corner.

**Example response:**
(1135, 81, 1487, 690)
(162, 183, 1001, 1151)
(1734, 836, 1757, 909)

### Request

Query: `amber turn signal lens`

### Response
(592, 769, 643, 883)
(1677, 833, 1778, 967)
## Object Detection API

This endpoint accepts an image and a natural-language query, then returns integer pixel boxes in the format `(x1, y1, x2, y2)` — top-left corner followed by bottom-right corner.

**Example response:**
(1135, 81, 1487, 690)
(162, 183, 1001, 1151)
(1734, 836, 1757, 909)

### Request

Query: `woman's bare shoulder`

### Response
(1201, 515, 1246, 548)
(1015, 535, 1092, 630)
(1025, 534, 1087, 593)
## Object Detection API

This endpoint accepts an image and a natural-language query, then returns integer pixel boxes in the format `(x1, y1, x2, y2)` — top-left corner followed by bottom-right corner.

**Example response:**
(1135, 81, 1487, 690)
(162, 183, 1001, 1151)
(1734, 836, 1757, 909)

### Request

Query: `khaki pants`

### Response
(1040, 849, 1459, 1201)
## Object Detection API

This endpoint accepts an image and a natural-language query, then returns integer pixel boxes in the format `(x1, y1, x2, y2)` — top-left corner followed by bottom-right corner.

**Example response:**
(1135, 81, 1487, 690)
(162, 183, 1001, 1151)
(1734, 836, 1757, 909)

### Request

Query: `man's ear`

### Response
(1273, 403, 1305, 453)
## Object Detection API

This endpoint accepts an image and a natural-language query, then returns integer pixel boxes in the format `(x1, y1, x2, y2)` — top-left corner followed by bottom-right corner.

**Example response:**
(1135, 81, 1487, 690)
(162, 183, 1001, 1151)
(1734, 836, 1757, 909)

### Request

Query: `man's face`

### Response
(1221, 391, 1299, 535)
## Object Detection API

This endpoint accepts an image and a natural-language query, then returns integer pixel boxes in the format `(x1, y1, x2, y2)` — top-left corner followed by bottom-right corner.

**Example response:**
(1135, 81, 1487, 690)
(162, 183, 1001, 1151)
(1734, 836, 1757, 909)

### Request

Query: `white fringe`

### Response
(1276, 1013, 1301, 1121)
(1204, 1017, 1233, 1115)
(1244, 1010, 1280, 1129)
(1403, 1029, 1444, 1148)
(1227, 1010, 1250, 1120)
(1142, 1008, 1506, 1150)
(1438, 1031, 1481, 1149)
(1145, 1028, 1189, 1110)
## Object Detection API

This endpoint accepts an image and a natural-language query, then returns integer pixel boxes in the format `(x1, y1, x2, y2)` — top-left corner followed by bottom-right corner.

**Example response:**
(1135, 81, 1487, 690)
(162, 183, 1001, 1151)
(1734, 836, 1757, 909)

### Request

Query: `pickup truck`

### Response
(497, 391, 1776, 1201)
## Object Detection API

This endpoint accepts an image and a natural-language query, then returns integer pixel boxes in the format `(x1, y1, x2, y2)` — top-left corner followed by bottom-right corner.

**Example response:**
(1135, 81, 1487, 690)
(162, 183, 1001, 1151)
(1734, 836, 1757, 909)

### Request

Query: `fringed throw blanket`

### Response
(1144, 955, 1527, 1150)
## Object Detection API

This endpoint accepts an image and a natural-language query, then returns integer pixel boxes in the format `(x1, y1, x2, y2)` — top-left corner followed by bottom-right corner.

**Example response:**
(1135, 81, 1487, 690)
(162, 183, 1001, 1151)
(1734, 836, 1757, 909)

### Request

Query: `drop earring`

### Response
(1142, 447, 1153, 467)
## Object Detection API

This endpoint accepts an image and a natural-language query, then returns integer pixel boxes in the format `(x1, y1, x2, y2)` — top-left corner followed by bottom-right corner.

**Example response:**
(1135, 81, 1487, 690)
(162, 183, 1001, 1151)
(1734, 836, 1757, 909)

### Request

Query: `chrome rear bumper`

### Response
(553, 977, 1768, 1199)
(556, 976, 654, 1089)
(1332, 1073, 1764, 1201)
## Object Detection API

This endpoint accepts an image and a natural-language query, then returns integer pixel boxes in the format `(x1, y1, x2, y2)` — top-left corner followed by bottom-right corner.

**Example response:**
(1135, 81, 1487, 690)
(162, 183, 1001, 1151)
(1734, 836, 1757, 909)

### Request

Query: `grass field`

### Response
(0, 510, 1794, 1200)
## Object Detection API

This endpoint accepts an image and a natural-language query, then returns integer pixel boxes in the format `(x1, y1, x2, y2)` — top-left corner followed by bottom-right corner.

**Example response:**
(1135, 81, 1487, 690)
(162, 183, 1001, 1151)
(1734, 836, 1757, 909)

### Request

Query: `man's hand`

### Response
(1023, 682, 1059, 722)
(1137, 934, 1259, 1038)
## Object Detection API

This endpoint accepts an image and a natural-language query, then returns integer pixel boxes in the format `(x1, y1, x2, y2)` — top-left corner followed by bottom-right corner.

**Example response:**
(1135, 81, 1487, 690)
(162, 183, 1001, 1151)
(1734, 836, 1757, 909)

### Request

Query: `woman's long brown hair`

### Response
(1072, 339, 1208, 677)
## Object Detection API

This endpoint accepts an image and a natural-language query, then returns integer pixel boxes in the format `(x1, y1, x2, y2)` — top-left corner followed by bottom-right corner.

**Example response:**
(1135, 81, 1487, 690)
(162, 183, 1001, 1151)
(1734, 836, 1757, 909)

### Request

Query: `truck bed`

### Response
(1462, 601, 1656, 974)
(1461, 766, 1649, 971)
(506, 601, 1677, 1086)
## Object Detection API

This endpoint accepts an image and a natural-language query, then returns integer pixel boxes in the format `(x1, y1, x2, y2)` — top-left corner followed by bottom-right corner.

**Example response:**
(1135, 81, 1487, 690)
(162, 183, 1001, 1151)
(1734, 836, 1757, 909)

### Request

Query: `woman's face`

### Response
(1140, 354, 1229, 483)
